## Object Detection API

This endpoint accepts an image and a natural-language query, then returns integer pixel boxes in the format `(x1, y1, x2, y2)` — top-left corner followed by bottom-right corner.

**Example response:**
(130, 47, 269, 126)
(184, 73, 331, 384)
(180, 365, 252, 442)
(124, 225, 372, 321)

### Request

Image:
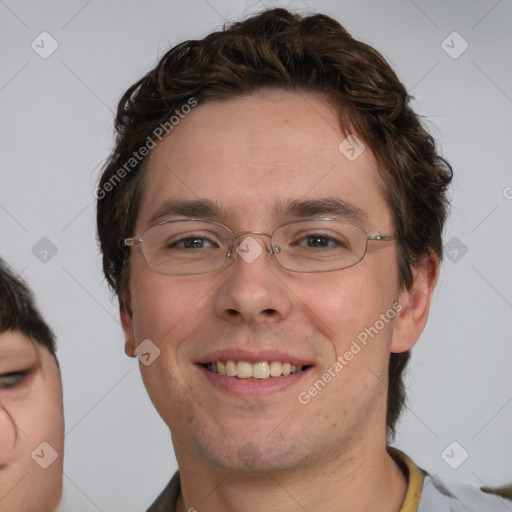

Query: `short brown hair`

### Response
(0, 258, 57, 357)
(96, 8, 452, 438)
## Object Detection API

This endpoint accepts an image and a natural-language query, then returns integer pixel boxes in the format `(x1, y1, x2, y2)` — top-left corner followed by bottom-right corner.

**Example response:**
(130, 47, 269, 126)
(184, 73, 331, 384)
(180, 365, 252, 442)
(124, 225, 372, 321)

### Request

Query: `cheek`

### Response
(130, 270, 216, 404)
(130, 270, 211, 343)
(130, 277, 206, 432)
(22, 370, 64, 452)
(0, 406, 16, 462)
(0, 372, 64, 493)
(296, 264, 397, 334)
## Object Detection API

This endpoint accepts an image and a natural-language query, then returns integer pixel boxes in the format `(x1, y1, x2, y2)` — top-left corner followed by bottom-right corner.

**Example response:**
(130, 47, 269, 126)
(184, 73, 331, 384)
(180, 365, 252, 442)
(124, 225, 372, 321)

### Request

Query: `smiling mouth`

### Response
(202, 360, 311, 379)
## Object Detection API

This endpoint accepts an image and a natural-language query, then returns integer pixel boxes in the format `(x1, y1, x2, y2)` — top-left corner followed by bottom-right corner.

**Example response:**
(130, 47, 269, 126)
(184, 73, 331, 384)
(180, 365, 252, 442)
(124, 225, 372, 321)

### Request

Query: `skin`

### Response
(0, 331, 64, 512)
(121, 89, 438, 512)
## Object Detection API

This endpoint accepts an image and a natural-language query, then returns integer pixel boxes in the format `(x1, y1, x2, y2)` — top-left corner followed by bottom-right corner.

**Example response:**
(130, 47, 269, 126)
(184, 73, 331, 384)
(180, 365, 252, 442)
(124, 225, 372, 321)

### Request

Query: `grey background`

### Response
(1, 0, 511, 510)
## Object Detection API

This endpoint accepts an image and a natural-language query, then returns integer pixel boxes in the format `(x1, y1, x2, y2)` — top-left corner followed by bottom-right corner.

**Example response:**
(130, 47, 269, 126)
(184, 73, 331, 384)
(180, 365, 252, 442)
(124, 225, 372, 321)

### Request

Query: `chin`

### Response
(192, 431, 311, 475)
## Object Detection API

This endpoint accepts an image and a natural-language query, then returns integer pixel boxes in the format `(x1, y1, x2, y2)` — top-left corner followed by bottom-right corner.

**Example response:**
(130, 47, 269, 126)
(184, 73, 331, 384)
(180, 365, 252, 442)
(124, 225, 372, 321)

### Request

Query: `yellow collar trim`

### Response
(388, 448, 425, 512)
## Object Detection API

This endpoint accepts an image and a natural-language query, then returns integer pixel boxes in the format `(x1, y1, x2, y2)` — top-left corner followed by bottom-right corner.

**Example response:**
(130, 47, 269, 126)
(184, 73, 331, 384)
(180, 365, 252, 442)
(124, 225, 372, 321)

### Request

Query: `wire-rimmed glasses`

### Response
(125, 218, 395, 276)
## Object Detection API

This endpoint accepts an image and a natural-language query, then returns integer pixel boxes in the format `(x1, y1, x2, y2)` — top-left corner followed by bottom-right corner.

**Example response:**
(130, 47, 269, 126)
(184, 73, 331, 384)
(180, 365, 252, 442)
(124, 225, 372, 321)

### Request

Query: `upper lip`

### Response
(195, 348, 314, 367)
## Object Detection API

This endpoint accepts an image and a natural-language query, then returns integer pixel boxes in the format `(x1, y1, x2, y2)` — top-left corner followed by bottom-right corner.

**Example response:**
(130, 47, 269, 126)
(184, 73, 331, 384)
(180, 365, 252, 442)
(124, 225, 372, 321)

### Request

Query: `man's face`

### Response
(0, 331, 64, 511)
(123, 90, 409, 472)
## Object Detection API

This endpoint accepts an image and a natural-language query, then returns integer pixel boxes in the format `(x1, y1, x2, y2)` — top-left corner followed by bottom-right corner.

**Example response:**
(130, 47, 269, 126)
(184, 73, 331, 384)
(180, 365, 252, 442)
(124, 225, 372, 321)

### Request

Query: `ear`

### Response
(121, 307, 136, 358)
(391, 251, 439, 353)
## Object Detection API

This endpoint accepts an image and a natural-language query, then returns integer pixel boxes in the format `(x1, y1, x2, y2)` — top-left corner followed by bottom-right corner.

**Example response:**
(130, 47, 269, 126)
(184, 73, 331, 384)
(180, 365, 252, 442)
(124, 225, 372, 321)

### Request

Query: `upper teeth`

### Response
(206, 360, 304, 379)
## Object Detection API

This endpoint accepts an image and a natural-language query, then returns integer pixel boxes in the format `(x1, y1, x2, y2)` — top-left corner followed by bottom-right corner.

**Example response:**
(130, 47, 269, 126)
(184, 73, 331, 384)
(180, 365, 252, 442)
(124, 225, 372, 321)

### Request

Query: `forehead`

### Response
(0, 330, 38, 358)
(136, 90, 391, 232)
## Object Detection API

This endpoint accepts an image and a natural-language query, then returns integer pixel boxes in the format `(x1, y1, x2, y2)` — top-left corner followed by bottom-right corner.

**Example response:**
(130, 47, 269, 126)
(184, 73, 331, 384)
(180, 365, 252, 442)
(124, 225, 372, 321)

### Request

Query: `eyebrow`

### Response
(275, 197, 370, 225)
(146, 197, 370, 227)
(147, 199, 228, 226)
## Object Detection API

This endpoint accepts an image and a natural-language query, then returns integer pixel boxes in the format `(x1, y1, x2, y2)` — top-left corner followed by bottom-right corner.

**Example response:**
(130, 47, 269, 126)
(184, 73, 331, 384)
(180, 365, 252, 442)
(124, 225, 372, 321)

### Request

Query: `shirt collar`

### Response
(388, 447, 426, 512)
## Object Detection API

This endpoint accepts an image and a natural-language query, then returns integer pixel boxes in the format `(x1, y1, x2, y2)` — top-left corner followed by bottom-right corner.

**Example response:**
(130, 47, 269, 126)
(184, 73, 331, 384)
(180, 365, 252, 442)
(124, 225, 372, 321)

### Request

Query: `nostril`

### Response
(262, 309, 277, 315)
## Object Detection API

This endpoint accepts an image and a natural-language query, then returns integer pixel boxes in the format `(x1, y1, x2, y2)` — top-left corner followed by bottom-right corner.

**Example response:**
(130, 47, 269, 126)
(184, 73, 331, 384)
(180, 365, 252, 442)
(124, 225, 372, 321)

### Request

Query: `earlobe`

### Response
(390, 252, 439, 354)
(120, 307, 136, 358)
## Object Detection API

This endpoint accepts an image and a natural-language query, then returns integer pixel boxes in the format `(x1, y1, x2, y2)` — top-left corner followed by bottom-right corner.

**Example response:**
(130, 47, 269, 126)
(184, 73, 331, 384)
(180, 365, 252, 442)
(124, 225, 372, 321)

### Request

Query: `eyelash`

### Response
(0, 371, 30, 390)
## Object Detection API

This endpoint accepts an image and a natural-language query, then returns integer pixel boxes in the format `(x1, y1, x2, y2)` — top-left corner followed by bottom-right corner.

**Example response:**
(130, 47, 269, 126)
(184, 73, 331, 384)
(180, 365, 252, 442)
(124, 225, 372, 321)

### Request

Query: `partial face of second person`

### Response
(0, 331, 63, 512)
(122, 90, 436, 473)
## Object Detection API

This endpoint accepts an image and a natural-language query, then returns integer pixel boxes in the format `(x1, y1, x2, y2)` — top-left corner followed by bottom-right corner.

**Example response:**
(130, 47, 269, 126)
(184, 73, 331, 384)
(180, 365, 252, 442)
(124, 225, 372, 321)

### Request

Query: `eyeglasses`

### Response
(125, 218, 395, 276)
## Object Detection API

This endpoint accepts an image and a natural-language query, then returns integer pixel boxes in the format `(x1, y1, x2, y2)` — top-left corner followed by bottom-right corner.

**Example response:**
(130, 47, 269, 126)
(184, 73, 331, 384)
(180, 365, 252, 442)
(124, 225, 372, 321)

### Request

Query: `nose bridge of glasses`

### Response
(231, 230, 274, 256)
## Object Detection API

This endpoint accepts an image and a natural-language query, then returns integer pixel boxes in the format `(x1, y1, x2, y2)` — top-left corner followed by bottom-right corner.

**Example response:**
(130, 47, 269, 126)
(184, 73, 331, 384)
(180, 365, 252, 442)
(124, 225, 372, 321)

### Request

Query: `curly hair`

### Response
(96, 7, 452, 438)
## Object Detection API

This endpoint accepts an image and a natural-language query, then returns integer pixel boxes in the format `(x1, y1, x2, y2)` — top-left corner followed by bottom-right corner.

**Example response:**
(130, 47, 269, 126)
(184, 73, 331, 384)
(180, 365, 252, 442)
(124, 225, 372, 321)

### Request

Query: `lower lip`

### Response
(197, 365, 311, 397)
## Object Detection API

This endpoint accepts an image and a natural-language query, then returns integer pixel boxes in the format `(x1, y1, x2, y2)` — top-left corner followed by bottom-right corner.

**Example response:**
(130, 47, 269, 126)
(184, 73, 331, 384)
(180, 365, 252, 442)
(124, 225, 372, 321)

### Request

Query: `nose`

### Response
(213, 233, 293, 326)
(227, 230, 278, 261)
(0, 404, 17, 464)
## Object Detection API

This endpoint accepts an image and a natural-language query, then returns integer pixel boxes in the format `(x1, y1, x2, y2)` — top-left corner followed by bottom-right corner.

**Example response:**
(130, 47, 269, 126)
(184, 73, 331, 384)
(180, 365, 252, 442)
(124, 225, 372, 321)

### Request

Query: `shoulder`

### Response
(390, 448, 508, 512)
(421, 475, 510, 512)
(408, 461, 508, 511)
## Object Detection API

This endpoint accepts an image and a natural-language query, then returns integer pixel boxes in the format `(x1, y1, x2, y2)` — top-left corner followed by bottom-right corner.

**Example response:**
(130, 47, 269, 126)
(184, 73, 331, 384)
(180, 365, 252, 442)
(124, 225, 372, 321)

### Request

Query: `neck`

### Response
(174, 435, 408, 512)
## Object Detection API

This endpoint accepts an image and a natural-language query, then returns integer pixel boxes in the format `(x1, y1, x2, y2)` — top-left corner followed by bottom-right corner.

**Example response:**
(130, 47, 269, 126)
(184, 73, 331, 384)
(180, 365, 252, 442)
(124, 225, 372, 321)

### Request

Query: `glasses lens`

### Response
(273, 220, 367, 272)
(141, 221, 232, 275)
